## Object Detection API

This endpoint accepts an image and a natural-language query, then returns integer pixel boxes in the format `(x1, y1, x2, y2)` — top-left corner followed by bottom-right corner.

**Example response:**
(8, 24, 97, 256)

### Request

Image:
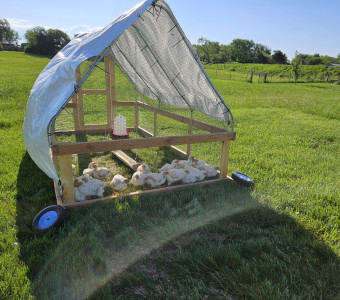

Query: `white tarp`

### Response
(23, 0, 153, 181)
(23, 0, 232, 182)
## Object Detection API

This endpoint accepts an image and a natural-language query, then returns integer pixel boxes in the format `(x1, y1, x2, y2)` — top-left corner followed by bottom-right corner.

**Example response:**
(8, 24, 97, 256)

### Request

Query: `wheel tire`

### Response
(231, 172, 255, 187)
(32, 205, 66, 233)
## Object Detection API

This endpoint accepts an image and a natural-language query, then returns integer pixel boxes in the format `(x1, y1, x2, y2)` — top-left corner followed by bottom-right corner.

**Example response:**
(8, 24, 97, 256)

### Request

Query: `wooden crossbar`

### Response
(62, 177, 233, 208)
(52, 131, 235, 156)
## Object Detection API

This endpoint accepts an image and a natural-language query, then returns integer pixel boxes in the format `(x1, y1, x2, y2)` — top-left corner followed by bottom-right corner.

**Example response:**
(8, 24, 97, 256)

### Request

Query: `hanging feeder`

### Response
(110, 115, 129, 138)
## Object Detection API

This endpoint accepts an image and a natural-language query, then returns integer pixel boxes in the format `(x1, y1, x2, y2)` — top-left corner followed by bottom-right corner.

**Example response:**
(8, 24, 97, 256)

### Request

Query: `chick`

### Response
(185, 165, 207, 181)
(164, 169, 186, 185)
(91, 163, 111, 180)
(145, 172, 167, 188)
(110, 175, 129, 193)
(199, 165, 219, 177)
(136, 164, 150, 174)
(78, 178, 106, 198)
(181, 169, 196, 184)
(173, 156, 195, 169)
(192, 158, 206, 168)
(131, 171, 146, 190)
(74, 187, 90, 202)
(82, 162, 96, 176)
(78, 173, 95, 182)
(158, 161, 178, 172)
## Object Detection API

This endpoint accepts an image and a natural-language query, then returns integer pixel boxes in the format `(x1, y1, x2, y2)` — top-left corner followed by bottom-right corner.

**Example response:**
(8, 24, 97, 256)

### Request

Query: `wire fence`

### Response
(203, 63, 340, 84)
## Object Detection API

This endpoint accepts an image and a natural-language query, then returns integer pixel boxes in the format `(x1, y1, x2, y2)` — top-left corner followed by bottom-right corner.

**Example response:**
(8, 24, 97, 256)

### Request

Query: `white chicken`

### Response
(74, 187, 90, 202)
(172, 156, 195, 169)
(82, 162, 96, 176)
(145, 172, 167, 188)
(78, 173, 96, 182)
(110, 175, 129, 193)
(192, 158, 206, 168)
(185, 165, 207, 181)
(199, 165, 219, 177)
(136, 164, 150, 174)
(72, 164, 76, 177)
(181, 169, 196, 184)
(158, 161, 178, 172)
(164, 169, 187, 185)
(91, 163, 111, 180)
(131, 171, 146, 190)
(78, 178, 107, 198)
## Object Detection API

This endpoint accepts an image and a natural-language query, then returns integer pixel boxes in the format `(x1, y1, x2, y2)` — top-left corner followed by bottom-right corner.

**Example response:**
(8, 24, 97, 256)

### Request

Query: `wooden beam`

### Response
(186, 118, 193, 158)
(220, 140, 230, 178)
(109, 57, 116, 120)
(115, 101, 135, 106)
(138, 102, 228, 133)
(49, 148, 63, 206)
(134, 102, 139, 130)
(58, 154, 75, 204)
(75, 66, 85, 128)
(63, 176, 233, 208)
(137, 127, 187, 158)
(54, 126, 135, 136)
(153, 111, 157, 137)
(66, 102, 77, 109)
(112, 150, 141, 171)
(52, 131, 236, 156)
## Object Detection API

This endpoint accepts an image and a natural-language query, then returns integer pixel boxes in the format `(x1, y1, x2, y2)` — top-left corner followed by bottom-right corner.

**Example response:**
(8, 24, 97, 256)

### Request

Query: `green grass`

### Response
(0, 51, 339, 299)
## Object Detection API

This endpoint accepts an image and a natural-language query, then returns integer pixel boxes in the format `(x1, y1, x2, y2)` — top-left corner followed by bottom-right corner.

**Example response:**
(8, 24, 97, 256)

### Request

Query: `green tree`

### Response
(272, 50, 288, 64)
(0, 19, 19, 44)
(337, 53, 340, 64)
(196, 37, 220, 63)
(25, 26, 70, 56)
(291, 51, 302, 84)
(229, 38, 255, 63)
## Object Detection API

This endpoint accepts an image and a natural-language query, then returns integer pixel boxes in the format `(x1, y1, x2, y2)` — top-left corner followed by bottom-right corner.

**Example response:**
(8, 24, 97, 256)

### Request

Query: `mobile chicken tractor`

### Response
(23, 0, 254, 232)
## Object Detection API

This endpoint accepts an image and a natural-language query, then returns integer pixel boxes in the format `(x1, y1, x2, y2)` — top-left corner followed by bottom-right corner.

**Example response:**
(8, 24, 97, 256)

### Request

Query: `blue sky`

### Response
(1, 0, 339, 60)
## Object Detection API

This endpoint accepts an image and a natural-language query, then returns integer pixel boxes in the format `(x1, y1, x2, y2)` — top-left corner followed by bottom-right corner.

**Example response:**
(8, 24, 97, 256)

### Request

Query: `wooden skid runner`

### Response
(61, 177, 233, 208)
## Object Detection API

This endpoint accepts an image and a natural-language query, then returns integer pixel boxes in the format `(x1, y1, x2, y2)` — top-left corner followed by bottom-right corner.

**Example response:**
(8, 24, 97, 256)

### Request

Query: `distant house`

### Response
(325, 63, 340, 66)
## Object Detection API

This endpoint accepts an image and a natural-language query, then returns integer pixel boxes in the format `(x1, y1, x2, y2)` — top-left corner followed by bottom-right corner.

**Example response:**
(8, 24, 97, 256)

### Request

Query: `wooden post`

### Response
(105, 55, 115, 130)
(72, 94, 80, 130)
(59, 155, 75, 204)
(249, 71, 253, 83)
(220, 140, 230, 178)
(134, 102, 139, 131)
(186, 118, 193, 158)
(153, 111, 157, 137)
(75, 66, 85, 128)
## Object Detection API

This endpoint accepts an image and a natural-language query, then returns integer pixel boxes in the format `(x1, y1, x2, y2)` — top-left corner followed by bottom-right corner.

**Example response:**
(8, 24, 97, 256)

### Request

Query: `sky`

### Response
(1, 0, 339, 60)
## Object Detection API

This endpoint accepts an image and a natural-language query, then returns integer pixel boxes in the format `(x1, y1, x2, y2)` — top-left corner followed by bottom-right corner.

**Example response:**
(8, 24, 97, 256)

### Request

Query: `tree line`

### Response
(0, 18, 70, 56)
(1, 18, 339, 64)
(193, 37, 340, 65)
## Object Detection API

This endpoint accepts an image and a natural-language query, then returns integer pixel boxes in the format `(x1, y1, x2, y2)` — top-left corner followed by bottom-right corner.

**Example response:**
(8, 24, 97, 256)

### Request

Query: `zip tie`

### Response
(74, 84, 80, 93)
(137, 14, 144, 21)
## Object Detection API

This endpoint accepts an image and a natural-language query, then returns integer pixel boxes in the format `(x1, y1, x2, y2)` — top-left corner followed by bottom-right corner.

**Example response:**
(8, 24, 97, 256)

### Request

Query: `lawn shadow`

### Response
(15, 152, 340, 299)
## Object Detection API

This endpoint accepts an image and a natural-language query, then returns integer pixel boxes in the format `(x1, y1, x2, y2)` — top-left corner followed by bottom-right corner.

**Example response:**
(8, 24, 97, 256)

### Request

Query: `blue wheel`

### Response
(32, 205, 66, 233)
(231, 172, 255, 187)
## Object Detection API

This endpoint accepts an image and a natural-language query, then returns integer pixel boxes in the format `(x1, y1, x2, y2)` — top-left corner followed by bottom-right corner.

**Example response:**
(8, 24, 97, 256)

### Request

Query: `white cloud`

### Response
(7, 19, 100, 41)
(7, 18, 36, 29)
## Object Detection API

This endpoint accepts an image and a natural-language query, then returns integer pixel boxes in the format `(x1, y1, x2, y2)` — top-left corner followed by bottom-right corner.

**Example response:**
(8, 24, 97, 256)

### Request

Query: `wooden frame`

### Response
(51, 54, 235, 207)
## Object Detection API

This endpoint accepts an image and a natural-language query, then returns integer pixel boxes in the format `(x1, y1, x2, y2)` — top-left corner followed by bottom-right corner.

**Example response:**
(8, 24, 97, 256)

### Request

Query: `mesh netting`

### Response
(110, 0, 231, 124)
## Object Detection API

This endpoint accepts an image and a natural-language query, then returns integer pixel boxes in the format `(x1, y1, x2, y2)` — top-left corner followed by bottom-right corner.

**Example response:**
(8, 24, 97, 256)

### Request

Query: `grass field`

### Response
(0, 51, 339, 299)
